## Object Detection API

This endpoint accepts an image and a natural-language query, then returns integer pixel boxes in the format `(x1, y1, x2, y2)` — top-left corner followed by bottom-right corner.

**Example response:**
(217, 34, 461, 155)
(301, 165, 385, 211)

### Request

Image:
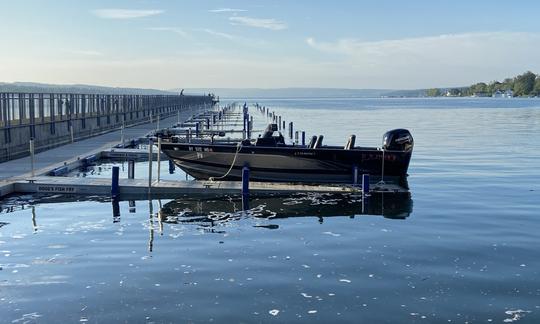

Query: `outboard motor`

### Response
(382, 129, 414, 152)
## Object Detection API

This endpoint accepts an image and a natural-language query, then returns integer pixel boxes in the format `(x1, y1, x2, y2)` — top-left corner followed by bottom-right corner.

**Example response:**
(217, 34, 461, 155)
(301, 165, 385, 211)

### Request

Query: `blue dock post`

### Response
(289, 122, 293, 139)
(168, 159, 175, 174)
(352, 165, 359, 185)
(301, 131, 306, 146)
(243, 113, 247, 138)
(242, 166, 250, 195)
(111, 166, 120, 198)
(362, 174, 370, 195)
(242, 166, 250, 210)
(206, 118, 210, 129)
(278, 116, 281, 129)
(128, 160, 135, 179)
(195, 123, 199, 137)
(283, 120, 286, 131)
(212, 114, 216, 124)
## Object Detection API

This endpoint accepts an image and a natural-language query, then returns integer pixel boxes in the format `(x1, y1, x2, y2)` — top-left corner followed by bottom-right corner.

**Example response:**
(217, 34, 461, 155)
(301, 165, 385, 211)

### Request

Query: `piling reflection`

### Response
(158, 192, 413, 227)
(148, 200, 154, 252)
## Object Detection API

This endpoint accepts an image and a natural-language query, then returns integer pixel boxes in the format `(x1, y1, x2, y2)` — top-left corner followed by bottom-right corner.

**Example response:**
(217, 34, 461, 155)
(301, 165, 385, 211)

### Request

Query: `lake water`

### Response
(1, 98, 540, 323)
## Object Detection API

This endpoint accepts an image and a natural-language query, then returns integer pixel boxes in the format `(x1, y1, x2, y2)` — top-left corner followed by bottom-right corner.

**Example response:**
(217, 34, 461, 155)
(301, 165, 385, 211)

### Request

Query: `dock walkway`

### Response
(0, 112, 192, 181)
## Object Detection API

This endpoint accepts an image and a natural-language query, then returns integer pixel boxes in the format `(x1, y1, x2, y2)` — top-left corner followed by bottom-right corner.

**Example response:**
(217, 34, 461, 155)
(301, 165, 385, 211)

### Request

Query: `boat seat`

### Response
(345, 135, 356, 150)
(308, 135, 318, 148)
(313, 135, 324, 148)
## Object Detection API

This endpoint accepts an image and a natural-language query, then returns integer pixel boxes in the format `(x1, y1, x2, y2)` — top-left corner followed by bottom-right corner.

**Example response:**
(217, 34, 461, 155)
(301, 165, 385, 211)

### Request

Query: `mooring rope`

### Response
(208, 141, 243, 181)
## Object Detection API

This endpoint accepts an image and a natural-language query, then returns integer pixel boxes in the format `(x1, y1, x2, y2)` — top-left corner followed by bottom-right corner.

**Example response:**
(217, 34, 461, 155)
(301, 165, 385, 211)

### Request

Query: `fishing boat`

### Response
(159, 124, 413, 184)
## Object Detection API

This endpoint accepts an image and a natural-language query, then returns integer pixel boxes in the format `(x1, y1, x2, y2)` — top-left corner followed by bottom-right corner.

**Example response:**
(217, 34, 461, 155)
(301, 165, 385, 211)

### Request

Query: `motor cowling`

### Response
(382, 129, 414, 152)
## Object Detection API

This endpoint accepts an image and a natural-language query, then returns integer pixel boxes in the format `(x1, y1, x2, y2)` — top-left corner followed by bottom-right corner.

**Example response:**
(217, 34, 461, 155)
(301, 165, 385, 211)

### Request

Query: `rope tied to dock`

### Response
(208, 141, 243, 181)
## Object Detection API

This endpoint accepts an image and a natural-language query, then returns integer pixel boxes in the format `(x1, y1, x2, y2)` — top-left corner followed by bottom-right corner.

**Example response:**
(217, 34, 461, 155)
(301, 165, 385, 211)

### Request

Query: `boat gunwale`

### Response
(160, 141, 409, 154)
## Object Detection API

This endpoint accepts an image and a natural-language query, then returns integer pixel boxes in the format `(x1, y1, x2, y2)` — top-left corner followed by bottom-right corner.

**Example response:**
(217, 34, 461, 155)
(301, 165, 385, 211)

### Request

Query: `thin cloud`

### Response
(146, 27, 189, 38)
(209, 8, 247, 13)
(305, 32, 540, 87)
(306, 32, 540, 58)
(229, 16, 287, 30)
(201, 29, 236, 40)
(92, 9, 163, 19)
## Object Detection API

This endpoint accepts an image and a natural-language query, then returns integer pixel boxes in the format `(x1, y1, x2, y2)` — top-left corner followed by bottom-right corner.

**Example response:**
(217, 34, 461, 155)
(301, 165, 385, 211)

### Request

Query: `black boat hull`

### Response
(161, 142, 412, 184)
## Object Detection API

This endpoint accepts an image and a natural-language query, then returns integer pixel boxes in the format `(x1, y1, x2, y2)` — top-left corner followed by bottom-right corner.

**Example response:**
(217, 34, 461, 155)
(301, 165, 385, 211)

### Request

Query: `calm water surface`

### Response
(1, 98, 540, 323)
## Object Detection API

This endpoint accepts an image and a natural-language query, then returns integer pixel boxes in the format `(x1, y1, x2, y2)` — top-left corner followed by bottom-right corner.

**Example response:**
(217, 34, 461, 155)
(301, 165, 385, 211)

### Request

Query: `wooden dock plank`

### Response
(12, 176, 367, 197)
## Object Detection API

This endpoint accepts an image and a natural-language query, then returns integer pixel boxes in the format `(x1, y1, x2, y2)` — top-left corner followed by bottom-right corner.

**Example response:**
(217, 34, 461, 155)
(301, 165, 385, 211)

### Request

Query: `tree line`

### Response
(426, 71, 540, 97)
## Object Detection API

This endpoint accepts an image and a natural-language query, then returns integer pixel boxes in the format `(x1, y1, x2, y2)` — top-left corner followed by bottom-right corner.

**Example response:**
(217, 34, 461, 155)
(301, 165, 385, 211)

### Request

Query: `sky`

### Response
(1, 0, 540, 90)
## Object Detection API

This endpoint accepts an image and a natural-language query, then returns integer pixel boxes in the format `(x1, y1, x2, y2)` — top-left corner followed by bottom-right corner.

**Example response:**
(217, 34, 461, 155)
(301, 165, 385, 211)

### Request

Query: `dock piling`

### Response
(128, 160, 135, 179)
(29, 138, 35, 177)
(157, 137, 162, 182)
(362, 174, 370, 195)
(168, 159, 175, 174)
(120, 123, 125, 146)
(301, 131, 306, 146)
(289, 122, 293, 139)
(148, 141, 153, 194)
(353, 165, 359, 185)
(111, 166, 120, 198)
(242, 166, 250, 210)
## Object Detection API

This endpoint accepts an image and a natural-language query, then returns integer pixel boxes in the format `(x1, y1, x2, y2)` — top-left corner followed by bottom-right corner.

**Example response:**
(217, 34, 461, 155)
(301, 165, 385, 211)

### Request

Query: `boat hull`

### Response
(161, 142, 412, 184)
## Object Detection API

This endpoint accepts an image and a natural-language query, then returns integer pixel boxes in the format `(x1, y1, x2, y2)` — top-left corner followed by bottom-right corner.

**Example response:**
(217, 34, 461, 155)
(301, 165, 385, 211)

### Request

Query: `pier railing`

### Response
(0, 92, 215, 162)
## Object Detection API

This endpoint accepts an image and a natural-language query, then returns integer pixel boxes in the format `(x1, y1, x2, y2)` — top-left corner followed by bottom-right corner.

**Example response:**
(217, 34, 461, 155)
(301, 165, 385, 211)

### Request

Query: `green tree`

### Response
(426, 88, 441, 97)
(532, 77, 540, 96)
(502, 78, 514, 91)
(488, 81, 502, 94)
(471, 82, 488, 94)
(513, 71, 536, 96)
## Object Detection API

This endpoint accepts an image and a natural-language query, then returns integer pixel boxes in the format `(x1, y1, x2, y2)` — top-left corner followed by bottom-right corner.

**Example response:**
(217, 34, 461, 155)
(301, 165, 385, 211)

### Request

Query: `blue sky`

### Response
(1, 0, 540, 89)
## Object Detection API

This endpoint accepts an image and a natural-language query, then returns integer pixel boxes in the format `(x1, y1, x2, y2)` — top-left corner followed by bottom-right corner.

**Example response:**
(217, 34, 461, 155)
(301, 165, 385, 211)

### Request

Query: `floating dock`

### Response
(0, 102, 409, 200)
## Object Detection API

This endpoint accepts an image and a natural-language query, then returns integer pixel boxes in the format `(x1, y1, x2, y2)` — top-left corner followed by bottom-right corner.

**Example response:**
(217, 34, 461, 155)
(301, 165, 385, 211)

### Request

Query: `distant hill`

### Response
(0, 82, 176, 95)
(178, 88, 409, 98)
(0, 82, 435, 98)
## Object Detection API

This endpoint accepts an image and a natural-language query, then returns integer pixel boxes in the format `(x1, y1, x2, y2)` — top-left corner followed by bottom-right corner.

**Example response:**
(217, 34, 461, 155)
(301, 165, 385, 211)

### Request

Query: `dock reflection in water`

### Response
(158, 192, 413, 227)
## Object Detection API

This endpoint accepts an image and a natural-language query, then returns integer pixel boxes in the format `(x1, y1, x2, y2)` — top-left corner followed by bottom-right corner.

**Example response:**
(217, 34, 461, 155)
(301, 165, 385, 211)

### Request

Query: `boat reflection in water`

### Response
(158, 191, 413, 228)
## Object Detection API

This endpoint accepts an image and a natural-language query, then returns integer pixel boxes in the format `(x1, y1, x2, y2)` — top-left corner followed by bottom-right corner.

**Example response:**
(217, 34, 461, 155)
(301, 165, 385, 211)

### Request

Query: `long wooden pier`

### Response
(0, 91, 215, 162)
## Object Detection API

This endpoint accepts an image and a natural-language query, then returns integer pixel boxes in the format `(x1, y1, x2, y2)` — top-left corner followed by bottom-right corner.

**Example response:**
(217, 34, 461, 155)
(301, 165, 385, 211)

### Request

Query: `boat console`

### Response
(254, 124, 285, 146)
